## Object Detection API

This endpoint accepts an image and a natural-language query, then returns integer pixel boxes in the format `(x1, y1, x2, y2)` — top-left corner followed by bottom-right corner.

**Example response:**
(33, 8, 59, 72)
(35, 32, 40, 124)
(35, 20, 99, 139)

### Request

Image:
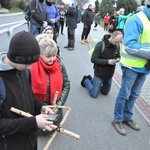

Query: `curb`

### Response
(0, 12, 23, 17)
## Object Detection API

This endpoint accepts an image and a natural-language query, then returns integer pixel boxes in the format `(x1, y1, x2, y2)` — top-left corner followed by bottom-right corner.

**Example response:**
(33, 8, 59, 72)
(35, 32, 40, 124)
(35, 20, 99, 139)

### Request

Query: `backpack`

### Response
(88, 39, 120, 57)
(0, 69, 30, 110)
(88, 39, 105, 56)
(24, 0, 38, 22)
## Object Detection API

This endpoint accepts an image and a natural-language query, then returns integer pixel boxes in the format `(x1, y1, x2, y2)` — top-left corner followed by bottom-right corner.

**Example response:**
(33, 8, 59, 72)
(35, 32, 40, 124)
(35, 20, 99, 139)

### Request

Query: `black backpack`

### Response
(24, 0, 38, 22)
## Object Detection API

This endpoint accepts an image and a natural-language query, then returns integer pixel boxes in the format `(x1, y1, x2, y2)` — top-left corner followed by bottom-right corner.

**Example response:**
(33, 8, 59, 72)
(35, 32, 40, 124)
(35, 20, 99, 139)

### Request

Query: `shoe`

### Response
(84, 39, 90, 43)
(112, 121, 127, 136)
(81, 40, 86, 44)
(81, 76, 88, 87)
(68, 47, 74, 51)
(87, 75, 92, 80)
(123, 120, 140, 131)
(64, 45, 70, 48)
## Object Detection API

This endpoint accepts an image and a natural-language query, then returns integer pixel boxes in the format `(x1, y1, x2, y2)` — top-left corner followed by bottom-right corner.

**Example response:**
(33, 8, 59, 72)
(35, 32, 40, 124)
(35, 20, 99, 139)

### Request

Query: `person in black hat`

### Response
(0, 31, 54, 150)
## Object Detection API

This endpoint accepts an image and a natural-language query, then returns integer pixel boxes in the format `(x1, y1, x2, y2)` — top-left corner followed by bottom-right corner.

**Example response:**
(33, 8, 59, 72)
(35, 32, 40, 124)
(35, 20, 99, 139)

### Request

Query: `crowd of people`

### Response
(0, 0, 150, 149)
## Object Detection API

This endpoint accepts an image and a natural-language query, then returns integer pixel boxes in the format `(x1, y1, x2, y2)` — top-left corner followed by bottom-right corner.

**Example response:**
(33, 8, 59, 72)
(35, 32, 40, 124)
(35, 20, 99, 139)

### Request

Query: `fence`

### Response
(0, 21, 28, 52)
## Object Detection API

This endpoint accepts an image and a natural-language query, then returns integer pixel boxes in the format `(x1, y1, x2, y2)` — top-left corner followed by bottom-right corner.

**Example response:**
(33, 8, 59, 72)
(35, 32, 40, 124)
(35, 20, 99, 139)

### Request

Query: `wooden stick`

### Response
(43, 131, 58, 150)
(53, 91, 59, 105)
(44, 105, 72, 150)
(10, 107, 80, 139)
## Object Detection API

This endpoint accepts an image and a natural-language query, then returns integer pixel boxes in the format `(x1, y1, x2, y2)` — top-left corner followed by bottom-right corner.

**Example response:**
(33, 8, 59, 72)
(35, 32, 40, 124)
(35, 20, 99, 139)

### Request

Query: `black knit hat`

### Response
(7, 31, 40, 64)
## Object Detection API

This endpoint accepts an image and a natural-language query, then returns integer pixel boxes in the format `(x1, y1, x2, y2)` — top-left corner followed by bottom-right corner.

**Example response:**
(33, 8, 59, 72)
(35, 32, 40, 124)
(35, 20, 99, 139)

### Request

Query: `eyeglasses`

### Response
(113, 39, 122, 44)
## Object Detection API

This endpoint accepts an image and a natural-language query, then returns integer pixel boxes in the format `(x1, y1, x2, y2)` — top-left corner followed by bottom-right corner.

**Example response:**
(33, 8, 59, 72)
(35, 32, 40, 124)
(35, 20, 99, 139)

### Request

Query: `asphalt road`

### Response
(38, 23, 150, 150)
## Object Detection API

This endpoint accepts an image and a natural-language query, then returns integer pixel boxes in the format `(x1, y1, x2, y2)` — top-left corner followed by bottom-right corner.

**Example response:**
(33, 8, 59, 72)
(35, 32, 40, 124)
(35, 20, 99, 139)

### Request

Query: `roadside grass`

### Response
(9, 7, 23, 13)
(100, 18, 104, 27)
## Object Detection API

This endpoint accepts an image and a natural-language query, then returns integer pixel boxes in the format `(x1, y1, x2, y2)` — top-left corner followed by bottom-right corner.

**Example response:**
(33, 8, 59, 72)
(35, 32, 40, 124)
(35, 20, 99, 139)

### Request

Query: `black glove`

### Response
(145, 60, 150, 70)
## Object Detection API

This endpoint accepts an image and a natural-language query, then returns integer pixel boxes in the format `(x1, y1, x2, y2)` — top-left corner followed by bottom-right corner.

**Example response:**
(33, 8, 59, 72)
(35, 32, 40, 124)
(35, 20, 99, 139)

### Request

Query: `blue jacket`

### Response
(45, 4, 60, 28)
(122, 5, 150, 74)
(116, 13, 132, 30)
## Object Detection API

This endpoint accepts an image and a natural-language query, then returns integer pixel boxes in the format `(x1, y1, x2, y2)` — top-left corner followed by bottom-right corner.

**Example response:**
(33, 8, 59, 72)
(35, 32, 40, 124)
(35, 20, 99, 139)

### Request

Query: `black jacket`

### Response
(29, 0, 47, 26)
(91, 34, 120, 78)
(66, 7, 77, 29)
(0, 69, 44, 150)
(82, 8, 94, 26)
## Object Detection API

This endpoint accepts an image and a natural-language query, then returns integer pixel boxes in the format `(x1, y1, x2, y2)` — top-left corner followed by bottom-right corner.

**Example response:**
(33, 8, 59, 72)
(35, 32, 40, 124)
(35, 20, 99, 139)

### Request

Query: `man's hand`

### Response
(41, 106, 54, 114)
(108, 59, 120, 65)
(50, 19, 56, 24)
(43, 21, 48, 27)
(35, 114, 53, 131)
(145, 60, 150, 70)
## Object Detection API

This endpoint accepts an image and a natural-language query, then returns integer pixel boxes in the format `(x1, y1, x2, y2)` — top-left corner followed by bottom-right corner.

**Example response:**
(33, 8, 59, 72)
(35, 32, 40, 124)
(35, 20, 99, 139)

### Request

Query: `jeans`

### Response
(29, 24, 41, 36)
(114, 67, 146, 122)
(84, 75, 112, 98)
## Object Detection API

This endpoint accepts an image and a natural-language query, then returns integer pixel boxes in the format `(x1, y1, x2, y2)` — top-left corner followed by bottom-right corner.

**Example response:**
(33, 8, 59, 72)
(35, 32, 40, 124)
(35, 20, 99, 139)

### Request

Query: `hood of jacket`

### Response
(102, 34, 118, 49)
(0, 52, 14, 71)
(142, 4, 150, 20)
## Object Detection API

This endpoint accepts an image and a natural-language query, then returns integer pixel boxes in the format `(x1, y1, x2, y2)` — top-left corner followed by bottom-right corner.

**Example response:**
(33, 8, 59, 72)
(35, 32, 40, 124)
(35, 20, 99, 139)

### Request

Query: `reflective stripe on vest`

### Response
(121, 12, 150, 67)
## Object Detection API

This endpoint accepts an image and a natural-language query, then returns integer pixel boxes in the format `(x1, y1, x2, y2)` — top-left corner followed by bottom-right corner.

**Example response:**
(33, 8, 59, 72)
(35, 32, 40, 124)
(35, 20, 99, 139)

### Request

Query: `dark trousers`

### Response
(104, 23, 108, 31)
(60, 21, 64, 34)
(67, 27, 75, 48)
(81, 25, 91, 40)
(53, 27, 58, 43)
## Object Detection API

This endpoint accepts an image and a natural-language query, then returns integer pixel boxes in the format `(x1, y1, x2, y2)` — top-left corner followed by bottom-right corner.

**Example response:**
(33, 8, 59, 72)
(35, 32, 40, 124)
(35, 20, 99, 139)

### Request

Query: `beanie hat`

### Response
(42, 25, 53, 34)
(72, 3, 76, 8)
(7, 31, 40, 64)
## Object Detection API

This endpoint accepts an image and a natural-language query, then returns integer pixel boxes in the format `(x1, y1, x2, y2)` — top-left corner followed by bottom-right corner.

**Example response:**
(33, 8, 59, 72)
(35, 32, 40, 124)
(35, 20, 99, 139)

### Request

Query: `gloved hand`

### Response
(145, 60, 150, 70)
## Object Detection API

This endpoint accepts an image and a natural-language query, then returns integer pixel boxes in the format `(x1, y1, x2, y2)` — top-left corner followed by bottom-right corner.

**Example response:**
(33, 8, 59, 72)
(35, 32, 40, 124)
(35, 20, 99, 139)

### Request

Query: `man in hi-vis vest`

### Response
(112, 0, 150, 136)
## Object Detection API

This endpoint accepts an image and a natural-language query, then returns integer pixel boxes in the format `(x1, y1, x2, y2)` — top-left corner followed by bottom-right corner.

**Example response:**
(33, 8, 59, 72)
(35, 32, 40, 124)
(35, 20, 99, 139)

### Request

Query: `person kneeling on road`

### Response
(81, 31, 123, 98)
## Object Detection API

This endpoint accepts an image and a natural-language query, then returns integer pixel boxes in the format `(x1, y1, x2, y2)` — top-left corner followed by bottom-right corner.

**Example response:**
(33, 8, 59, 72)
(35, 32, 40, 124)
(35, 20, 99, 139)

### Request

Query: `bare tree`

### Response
(73, 0, 90, 10)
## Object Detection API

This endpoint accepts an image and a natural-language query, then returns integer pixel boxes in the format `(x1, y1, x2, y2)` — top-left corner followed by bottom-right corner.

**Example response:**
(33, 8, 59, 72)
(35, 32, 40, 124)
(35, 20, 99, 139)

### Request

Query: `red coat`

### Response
(103, 15, 110, 24)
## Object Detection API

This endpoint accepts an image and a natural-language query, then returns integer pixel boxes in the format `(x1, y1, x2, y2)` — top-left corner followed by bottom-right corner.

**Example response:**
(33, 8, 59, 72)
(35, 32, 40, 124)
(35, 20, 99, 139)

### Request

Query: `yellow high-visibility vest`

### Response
(121, 11, 150, 68)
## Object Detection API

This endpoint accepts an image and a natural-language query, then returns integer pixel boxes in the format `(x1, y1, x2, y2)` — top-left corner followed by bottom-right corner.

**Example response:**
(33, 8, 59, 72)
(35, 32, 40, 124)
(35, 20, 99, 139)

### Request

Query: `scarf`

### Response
(46, 0, 52, 6)
(30, 57, 63, 104)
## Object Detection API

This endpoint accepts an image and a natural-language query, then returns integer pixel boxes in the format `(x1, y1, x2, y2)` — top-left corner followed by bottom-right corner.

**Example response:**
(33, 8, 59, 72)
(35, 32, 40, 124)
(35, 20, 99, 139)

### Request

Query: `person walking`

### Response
(81, 31, 123, 98)
(0, 31, 54, 150)
(81, 4, 94, 44)
(103, 13, 110, 31)
(29, 0, 48, 36)
(64, 3, 77, 51)
(112, 1, 150, 136)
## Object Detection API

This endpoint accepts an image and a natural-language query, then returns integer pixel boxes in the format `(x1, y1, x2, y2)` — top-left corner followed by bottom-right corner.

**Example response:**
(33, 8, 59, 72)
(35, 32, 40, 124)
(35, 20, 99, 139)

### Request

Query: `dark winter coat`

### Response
(82, 8, 94, 26)
(0, 68, 44, 150)
(59, 8, 67, 22)
(66, 6, 77, 29)
(91, 34, 120, 78)
(29, 0, 47, 26)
